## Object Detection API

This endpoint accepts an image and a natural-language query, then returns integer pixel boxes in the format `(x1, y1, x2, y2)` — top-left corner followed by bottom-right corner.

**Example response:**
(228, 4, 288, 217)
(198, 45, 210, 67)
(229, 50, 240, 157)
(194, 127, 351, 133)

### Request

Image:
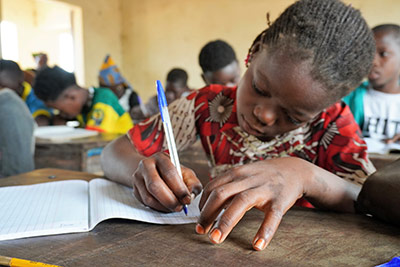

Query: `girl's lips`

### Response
(368, 70, 380, 80)
(241, 115, 263, 136)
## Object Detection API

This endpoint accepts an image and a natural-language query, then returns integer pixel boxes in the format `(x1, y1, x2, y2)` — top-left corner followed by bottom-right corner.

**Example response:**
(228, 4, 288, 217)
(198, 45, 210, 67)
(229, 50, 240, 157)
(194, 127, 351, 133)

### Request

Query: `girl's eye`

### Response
(283, 110, 302, 125)
(380, 51, 389, 57)
(252, 81, 270, 97)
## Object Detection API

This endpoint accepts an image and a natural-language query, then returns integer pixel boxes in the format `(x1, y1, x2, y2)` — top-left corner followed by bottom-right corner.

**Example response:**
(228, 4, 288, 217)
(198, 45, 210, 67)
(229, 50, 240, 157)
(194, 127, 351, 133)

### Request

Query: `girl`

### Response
(101, 0, 376, 251)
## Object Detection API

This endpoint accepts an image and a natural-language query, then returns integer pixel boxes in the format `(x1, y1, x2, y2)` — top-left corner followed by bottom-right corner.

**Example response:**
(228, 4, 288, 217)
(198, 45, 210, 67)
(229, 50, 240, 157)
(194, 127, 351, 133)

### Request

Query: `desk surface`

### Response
(1, 169, 399, 266)
(369, 152, 400, 170)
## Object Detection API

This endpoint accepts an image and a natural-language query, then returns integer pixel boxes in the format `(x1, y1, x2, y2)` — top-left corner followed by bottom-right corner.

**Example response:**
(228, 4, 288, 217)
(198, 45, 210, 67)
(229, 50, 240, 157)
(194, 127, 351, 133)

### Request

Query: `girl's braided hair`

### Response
(246, 0, 375, 99)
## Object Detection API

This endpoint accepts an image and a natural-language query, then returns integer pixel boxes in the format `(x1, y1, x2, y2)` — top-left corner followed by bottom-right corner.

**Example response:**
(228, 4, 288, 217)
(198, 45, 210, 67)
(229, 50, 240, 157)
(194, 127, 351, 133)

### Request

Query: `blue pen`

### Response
(156, 80, 188, 215)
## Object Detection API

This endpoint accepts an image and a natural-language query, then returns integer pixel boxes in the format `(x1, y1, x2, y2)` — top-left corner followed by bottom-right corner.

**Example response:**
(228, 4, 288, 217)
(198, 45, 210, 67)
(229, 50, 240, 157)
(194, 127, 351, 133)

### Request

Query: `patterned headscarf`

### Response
(98, 54, 130, 88)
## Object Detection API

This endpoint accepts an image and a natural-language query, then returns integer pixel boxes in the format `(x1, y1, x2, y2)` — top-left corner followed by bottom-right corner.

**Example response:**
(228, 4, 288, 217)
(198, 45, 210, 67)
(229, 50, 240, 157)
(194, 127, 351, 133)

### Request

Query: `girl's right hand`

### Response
(132, 152, 203, 212)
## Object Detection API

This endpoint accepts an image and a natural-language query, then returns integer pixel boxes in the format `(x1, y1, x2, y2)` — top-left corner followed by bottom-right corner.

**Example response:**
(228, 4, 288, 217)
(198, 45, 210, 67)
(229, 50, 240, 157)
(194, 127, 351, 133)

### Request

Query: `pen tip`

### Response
(183, 205, 188, 216)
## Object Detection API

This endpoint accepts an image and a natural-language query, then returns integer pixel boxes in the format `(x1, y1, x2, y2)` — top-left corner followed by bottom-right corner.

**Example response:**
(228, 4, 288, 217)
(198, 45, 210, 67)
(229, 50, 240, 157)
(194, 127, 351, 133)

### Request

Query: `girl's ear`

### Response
(245, 40, 263, 68)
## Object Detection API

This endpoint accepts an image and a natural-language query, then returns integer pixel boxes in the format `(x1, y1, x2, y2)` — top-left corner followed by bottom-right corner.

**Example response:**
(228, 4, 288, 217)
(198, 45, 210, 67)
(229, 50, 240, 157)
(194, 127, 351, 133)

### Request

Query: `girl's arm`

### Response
(101, 135, 144, 187)
(101, 135, 203, 212)
(356, 159, 400, 225)
(195, 157, 361, 251)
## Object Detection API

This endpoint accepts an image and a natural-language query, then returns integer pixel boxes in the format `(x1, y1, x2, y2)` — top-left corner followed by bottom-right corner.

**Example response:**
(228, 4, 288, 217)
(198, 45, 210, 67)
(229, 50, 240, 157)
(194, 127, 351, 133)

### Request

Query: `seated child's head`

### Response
(0, 59, 24, 95)
(199, 40, 241, 87)
(368, 24, 400, 92)
(99, 54, 129, 99)
(237, 0, 375, 141)
(34, 66, 82, 119)
(165, 68, 189, 103)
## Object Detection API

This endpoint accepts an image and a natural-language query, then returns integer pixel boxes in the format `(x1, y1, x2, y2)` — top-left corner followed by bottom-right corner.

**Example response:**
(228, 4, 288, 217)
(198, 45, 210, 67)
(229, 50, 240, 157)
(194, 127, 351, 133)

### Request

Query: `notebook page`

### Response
(88, 178, 201, 229)
(0, 180, 89, 241)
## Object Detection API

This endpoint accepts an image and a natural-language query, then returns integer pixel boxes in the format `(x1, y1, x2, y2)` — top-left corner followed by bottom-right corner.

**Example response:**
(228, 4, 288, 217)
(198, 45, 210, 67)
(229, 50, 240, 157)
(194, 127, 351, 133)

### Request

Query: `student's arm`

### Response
(384, 133, 400, 144)
(195, 157, 361, 251)
(356, 159, 400, 225)
(35, 115, 51, 126)
(101, 135, 203, 212)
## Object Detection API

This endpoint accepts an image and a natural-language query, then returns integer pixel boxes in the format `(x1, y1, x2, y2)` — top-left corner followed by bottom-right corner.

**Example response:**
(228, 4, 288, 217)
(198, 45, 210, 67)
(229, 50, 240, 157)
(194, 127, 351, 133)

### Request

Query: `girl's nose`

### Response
(372, 52, 380, 67)
(253, 105, 277, 127)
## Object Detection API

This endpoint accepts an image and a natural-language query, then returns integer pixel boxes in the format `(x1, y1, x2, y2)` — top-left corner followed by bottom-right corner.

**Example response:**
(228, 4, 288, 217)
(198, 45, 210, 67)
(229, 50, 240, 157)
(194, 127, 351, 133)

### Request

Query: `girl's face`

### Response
(236, 46, 329, 141)
(368, 31, 400, 92)
(202, 60, 241, 87)
(46, 86, 84, 119)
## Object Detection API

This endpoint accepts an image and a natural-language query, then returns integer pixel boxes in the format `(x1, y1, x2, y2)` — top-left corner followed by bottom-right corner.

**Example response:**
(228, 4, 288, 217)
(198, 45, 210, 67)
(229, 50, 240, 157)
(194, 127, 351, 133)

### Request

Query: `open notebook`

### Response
(0, 178, 201, 241)
(365, 138, 400, 154)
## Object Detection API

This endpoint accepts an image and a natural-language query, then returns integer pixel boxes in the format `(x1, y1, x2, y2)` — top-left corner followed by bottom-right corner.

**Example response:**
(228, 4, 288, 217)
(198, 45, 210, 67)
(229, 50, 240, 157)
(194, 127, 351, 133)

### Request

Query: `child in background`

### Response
(101, 0, 376, 251)
(99, 54, 141, 112)
(130, 68, 191, 123)
(34, 66, 133, 134)
(0, 89, 35, 177)
(199, 39, 241, 87)
(0, 59, 53, 126)
(343, 24, 400, 143)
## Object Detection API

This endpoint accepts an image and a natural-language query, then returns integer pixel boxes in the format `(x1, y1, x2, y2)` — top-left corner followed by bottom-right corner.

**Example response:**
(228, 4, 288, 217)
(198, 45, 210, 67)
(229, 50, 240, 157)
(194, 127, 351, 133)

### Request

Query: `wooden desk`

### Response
(34, 133, 121, 173)
(369, 152, 400, 170)
(1, 169, 399, 266)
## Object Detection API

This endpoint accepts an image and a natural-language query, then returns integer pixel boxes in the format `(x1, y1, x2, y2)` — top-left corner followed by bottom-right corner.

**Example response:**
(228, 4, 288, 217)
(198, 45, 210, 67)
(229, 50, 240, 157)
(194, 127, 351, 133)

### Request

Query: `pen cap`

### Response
(156, 80, 168, 122)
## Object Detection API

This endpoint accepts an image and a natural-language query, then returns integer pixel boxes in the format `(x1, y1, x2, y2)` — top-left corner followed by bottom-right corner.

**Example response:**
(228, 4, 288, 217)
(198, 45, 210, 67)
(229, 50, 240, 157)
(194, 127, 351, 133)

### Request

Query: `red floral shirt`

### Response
(128, 85, 375, 188)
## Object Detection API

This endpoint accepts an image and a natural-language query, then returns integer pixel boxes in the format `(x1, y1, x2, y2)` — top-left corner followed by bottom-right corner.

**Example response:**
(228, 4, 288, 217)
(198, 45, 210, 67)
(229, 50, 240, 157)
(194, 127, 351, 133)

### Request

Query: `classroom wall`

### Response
(120, 0, 400, 102)
(120, 0, 295, 101)
(57, 0, 123, 88)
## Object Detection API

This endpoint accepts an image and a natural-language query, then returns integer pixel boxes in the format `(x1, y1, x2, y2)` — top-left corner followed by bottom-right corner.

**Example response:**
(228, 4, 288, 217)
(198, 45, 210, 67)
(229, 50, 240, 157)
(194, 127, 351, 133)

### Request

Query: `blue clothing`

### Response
(343, 81, 368, 128)
(21, 82, 53, 119)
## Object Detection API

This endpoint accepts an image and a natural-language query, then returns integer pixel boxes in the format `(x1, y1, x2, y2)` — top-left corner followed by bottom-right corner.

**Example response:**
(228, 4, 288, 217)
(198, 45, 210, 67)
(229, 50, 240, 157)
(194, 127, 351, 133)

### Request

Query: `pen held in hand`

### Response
(156, 80, 188, 216)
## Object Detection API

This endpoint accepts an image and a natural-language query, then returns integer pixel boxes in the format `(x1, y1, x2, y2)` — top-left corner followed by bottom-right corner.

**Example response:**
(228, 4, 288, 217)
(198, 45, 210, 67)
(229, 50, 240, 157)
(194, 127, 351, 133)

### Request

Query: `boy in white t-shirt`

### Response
(344, 24, 400, 143)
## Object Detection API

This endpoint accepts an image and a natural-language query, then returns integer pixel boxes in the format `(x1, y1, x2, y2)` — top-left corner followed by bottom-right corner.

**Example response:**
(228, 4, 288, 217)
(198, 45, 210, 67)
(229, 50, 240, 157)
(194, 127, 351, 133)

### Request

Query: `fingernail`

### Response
(195, 224, 205, 235)
(254, 238, 266, 251)
(209, 228, 222, 244)
(183, 195, 191, 205)
(175, 205, 182, 212)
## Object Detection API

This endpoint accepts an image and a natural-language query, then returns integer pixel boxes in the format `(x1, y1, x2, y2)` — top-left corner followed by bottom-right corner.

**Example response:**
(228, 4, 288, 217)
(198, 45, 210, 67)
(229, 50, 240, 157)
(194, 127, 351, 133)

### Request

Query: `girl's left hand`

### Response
(195, 157, 359, 251)
(195, 157, 307, 251)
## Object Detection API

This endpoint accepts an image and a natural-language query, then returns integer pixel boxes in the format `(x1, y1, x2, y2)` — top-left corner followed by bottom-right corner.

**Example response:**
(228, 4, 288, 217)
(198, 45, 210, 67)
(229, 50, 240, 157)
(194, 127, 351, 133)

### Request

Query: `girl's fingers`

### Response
(181, 167, 203, 200)
(205, 189, 259, 244)
(155, 155, 192, 204)
(197, 180, 257, 234)
(199, 167, 247, 210)
(140, 160, 183, 212)
(252, 206, 284, 251)
(133, 174, 171, 212)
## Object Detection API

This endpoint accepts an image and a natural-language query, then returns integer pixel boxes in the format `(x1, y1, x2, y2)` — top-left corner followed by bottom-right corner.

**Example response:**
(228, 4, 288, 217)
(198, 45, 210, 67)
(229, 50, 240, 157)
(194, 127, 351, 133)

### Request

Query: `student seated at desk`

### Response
(0, 89, 35, 177)
(102, 0, 377, 251)
(343, 24, 400, 144)
(0, 59, 53, 126)
(33, 66, 133, 134)
(130, 68, 191, 122)
(199, 39, 241, 87)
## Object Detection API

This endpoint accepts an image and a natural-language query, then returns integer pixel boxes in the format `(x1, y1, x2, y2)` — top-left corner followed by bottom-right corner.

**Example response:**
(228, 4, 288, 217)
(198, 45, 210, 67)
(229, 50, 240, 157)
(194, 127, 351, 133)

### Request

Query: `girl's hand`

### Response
(195, 157, 359, 251)
(132, 152, 203, 212)
(384, 133, 400, 144)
